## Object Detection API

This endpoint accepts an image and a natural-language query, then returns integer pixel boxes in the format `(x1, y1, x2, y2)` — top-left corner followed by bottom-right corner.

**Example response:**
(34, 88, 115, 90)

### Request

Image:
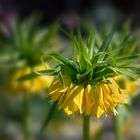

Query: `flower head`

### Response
(45, 30, 140, 118)
(1, 15, 60, 95)
(5, 65, 53, 95)
(49, 76, 127, 118)
(21, 31, 140, 117)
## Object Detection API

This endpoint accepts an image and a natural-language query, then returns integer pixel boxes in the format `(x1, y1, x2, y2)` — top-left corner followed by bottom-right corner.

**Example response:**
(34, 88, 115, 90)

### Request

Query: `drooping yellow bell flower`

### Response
(5, 65, 53, 95)
(44, 31, 139, 118)
(48, 76, 127, 118)
(23, 31, 140, 118)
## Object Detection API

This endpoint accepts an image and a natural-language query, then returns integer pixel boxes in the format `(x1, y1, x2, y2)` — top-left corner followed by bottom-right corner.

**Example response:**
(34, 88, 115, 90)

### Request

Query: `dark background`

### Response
(1, 0, 140, 26)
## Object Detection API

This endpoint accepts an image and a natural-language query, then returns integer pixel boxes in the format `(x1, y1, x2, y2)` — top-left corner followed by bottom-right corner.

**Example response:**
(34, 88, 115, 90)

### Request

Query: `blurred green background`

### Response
(0, 0, 140, 140)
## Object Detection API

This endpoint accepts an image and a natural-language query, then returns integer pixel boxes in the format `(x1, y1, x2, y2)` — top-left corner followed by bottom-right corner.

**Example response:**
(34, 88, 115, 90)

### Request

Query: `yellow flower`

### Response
(125, 80, 139, 94)
(48, 76, 128, 118)
(5, 65, 54, 95)
(115, 75, 139, 95)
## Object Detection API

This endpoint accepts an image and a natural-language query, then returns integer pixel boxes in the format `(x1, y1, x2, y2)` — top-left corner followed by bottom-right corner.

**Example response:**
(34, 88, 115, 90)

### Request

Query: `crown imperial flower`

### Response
(20, 31, 140, 117)
(49, 75, 127, 117)
(5, 65, 53, 95)
(46, 31, 138, 117)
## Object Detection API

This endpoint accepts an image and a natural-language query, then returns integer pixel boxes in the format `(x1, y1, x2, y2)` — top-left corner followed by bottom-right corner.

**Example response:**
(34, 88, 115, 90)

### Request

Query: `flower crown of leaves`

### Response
(19, 29, 140, 86)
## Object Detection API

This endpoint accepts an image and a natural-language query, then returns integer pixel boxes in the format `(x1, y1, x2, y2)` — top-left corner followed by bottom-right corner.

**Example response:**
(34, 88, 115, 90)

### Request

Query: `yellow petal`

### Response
(108, 83, 127, 103)
(92, 105, 104, 118)
(51, 91, 64, 101)
(64, 107, 73, 115)
(108, 78, 128, 104)
(83, 85, 92, 115)
(92, 85, 105, 110)
(67, 101, 79, 113)
(62, 84, 83, 109)
(48, 79, 64, 93)
(101, 84, 114, 106)
(74, 88, 84, 114)
(90, 85, 105, 118)
(48, 76, 71, 93)
(58, 83, 75, 108)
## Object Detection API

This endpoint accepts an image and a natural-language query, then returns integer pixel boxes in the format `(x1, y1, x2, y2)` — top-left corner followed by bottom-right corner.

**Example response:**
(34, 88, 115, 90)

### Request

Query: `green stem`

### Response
(83, 115, 90, 140)
(23, 93, 31, 140)
(113, 115, 123, 140)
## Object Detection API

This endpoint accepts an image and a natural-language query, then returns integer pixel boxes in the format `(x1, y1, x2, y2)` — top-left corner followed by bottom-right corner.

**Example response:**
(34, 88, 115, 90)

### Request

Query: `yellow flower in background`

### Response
(48, 76, 128, 118)
(1, 15, 61, 96)
(115, 75, 139, 95)
(125, 80, 139, 94)
(5, 65, 54, 95)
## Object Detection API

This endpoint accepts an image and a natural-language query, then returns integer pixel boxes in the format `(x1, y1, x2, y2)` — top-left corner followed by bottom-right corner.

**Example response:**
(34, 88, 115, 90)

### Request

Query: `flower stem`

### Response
(23, 93, 31, 140)
(113, 115, 123, 140)
(83, 115, 90, 140)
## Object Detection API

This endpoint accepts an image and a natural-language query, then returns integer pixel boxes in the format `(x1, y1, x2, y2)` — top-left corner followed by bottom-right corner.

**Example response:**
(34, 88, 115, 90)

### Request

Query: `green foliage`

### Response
(0, 14, 59, 68)
(39, 102, 57, 134)
(18, 69, 58, 81)
(19, 27, 140, 86)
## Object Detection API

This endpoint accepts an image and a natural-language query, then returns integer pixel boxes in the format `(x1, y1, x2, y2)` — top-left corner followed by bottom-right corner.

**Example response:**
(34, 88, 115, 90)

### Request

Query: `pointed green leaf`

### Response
(39, 102, 57, 134)
(99, 32, 113, 52)
(50, 53, 78, 72)
(18, 69, 57, 81)
(88, 31, 96, 59)
(79, 54, 91, 73)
